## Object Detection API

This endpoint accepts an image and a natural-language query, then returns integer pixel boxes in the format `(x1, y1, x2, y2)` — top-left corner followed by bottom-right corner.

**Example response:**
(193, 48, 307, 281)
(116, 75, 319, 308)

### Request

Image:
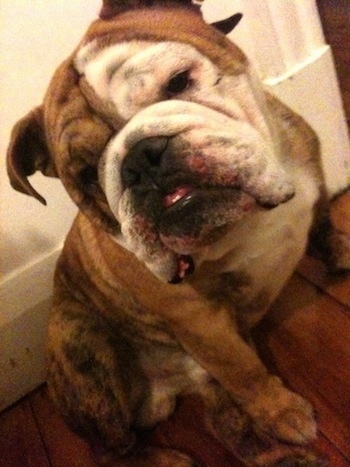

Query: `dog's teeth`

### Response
(164, 187, 193, 208)
(172, 193, 182, 204)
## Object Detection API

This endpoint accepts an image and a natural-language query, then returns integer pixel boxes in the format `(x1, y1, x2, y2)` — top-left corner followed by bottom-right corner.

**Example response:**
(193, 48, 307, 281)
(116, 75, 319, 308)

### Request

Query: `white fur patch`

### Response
(75, 40, 271, 139)
(197, 166, 320, 302)
(76, 41, 221, 119)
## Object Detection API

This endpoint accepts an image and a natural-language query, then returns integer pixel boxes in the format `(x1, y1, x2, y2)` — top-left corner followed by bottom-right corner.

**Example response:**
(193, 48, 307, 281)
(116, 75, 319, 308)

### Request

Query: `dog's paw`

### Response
(271, 453, 328, 467)
(246, 377, 317, 444)
(269, 399, 316, 445)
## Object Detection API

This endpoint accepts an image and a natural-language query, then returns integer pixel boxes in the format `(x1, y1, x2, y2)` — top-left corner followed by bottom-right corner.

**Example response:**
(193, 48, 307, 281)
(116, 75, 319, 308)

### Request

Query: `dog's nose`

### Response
(121, 136, 169, 188)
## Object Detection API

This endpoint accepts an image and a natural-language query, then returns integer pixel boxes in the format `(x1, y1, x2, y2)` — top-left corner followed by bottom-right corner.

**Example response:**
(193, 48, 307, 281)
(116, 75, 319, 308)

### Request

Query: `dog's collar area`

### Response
(169, 254, 195, 284)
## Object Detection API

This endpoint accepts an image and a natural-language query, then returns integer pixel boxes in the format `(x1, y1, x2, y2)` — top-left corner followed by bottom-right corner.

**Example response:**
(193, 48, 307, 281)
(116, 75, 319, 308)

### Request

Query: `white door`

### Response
(203, 0, 350, 194)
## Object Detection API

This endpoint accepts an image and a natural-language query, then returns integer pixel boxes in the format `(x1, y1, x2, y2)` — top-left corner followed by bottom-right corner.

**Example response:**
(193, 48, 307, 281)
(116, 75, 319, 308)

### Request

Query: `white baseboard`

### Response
(0, 248, 61, 411)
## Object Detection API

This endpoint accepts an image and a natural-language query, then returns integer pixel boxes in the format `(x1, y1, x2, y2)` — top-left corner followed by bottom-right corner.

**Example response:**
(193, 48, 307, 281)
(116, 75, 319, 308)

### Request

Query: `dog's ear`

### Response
(6, 106, 57, 205)
(211, 13, 243, 35)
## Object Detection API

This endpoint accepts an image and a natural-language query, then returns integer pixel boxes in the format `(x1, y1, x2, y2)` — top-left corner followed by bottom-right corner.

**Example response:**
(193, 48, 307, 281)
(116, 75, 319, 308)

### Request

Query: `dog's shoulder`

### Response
(265, 93, 322, 177)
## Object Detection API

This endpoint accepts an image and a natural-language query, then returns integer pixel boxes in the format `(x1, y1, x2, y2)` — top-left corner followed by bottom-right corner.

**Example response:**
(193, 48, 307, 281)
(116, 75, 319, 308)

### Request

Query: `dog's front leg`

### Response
(160, 295, 316, 446)
(201, 382, 321, 466)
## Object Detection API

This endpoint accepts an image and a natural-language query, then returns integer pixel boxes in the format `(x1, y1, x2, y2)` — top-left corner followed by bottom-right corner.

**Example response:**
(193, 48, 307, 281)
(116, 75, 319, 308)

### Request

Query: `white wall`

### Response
(0, 0, 100, 409)
(1, 0, 101, 281)
(1, 0, 349, 410)
(201, 0, 350, 193)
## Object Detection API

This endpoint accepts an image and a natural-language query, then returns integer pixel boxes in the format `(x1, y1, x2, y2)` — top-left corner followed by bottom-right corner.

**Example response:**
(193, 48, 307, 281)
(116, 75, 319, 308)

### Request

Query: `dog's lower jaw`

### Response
(115, 187, 260, 283)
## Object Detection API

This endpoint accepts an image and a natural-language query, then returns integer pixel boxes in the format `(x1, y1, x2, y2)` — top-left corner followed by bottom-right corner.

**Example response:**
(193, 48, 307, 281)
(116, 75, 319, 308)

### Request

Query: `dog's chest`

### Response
(202, 173, 320, 309)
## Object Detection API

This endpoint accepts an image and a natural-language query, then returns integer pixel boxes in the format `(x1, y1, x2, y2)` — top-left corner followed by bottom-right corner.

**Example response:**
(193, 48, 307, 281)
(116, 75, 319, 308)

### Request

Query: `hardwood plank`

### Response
(29, 385, 97, 467)
(0, 398, 49, 467)
(257, 273, 350, 463)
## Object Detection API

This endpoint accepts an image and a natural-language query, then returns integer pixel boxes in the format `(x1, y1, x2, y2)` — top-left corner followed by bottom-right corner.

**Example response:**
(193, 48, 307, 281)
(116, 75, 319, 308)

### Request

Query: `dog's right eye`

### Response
(165, 70, 192, 96)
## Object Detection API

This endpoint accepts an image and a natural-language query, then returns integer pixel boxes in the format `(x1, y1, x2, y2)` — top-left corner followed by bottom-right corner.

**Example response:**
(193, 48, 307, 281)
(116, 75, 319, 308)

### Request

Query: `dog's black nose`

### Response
(121, 136, 169, 188)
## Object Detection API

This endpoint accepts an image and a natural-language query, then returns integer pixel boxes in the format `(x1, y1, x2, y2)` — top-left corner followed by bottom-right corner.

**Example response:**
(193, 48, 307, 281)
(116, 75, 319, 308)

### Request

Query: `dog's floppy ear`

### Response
(6, 106, 57, 205)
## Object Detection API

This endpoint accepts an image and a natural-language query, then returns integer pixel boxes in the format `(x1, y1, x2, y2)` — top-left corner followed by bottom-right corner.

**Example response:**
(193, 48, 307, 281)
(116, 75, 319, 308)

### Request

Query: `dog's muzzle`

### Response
(99, 101, 295, 282)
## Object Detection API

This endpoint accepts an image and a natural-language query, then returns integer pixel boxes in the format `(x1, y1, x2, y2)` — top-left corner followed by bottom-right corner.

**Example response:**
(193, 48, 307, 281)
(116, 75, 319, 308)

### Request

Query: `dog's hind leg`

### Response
(309, 188, 350, 271)
(328, 188, 350, 270)
(47, 300, 196, 466)
(47, 300, 138, 459)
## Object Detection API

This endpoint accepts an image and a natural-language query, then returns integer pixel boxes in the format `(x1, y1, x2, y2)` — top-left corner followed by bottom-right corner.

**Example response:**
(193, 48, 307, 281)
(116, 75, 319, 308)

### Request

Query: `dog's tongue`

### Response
(169, 255, 195, 284)
(163, 186, 193, 208)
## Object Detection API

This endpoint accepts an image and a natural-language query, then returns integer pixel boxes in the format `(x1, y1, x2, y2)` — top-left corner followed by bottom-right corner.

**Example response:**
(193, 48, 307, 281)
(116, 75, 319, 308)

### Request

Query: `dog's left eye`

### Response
(165, 70, 192, 96)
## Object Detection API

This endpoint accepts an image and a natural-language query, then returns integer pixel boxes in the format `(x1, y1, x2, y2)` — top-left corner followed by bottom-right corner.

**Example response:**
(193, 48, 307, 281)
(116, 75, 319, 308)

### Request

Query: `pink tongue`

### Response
(163, 187, 193, 208)
(169, 255, 195, 284)
(177, 256, 192, 279)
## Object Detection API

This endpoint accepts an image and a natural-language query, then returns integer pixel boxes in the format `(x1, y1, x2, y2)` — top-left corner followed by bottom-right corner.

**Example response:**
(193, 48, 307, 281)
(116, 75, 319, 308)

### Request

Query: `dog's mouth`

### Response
(163, 186, 208, 283)
(163, 185, 194, 209)
(162, 182, 254, 255)
(171, 254, 195, 283)
(118, 179, 257, 283)
(160, 185, 256, 283)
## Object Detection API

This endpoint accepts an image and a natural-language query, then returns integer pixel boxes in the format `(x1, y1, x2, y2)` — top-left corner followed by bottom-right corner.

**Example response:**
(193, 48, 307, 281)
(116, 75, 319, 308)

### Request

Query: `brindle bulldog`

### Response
(6, 0, 349, 465)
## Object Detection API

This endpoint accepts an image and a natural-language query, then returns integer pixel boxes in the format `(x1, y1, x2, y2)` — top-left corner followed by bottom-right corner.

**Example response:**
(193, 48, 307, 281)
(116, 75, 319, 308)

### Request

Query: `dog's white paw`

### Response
(246, 377, 317, 444)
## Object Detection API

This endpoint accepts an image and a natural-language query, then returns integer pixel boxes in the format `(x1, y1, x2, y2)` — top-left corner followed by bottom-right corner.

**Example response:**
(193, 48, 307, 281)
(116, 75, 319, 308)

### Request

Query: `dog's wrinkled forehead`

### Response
(69, 5, 247, 128)
(75, 40, 218, 120)
(76, 7, 246, 77)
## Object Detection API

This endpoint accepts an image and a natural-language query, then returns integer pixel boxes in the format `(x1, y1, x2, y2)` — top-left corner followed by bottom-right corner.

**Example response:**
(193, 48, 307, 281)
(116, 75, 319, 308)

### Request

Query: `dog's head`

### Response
(7, 0, 295, 283)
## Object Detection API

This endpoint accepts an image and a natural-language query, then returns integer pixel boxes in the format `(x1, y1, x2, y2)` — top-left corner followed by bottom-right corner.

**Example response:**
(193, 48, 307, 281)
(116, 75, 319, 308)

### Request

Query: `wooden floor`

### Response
(1, 2, 350, 467)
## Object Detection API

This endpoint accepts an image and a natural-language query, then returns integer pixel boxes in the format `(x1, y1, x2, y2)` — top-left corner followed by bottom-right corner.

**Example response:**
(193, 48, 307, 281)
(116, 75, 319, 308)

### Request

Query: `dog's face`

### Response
(7, 1, 295, 282)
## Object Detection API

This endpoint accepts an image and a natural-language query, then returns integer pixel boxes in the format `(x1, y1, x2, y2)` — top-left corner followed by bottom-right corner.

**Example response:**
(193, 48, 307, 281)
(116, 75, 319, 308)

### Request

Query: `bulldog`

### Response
(7, 0, 349, 465)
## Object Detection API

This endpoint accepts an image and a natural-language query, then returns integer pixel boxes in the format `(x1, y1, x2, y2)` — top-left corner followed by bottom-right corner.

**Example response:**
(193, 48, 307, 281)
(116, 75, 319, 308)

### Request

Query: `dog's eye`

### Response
(165, 70, 191, 96)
